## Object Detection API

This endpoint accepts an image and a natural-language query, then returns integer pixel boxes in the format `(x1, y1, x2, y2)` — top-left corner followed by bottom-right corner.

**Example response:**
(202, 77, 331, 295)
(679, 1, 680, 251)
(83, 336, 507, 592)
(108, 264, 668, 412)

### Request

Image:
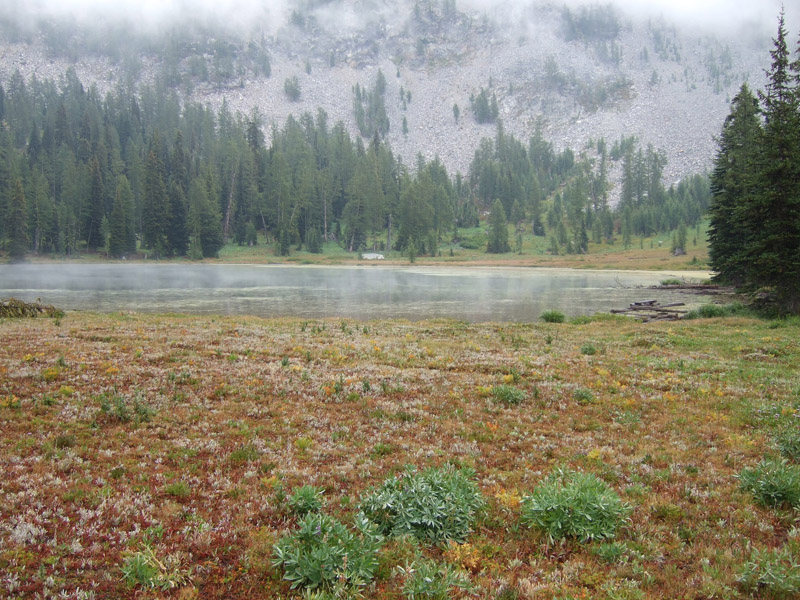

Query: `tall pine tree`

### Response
(708, 84, 761, 286)
(487, 199, 510, 253)
(7, 179, 29, 261)
(109, 175, 136, 257)
(142, 133, 170, 256)
(746, 12, 800, 312)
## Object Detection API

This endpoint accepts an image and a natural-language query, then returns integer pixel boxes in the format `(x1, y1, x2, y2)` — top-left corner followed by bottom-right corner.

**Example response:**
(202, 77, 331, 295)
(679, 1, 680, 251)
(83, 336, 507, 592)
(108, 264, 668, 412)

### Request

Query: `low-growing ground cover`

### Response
(1, 311, 798, 598)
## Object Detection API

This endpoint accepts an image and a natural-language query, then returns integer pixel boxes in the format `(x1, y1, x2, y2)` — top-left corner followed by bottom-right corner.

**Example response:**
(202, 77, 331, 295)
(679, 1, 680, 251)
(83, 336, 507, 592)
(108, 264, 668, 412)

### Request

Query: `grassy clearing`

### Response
(24, 222, 712, 273)
(1, 311, 798, 598)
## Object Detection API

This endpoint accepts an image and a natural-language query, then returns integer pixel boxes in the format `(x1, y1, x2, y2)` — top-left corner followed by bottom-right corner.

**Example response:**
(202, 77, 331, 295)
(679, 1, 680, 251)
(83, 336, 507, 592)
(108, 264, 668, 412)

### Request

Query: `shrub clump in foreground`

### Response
(737, 546, 800, 599)
(272, 512, 383, 591)
(684, 302, 748, 320)
(540, 309, 566, 323)
(521, 469, 631, 543)
(359, 466, 485, 544)
(775, 426, 800, 462)
(491, 384, 526, 406)
(739, 458, 800, 509)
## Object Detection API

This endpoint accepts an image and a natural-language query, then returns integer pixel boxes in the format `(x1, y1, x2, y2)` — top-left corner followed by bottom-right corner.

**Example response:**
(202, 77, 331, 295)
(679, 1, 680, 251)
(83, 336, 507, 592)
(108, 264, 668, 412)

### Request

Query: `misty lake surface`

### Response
(0, 264, 708, 322)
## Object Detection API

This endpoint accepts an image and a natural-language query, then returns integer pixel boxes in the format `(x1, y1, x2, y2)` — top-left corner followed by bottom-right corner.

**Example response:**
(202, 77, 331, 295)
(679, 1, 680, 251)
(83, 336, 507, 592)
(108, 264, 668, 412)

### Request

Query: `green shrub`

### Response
(98, 391, 154, 424)
(580, 343, 597, 355)
(739, 458, 800, 509)
(775, 427, 800, 462)
(121, 551, 158, 589)
(121, 546, 190, 590)
(568, 315, 593, 325)
(737, 546, 800, 598)
(229, 443, 259, 464)
(660, 278, 682, 286)
(288, 485, 324, 516)
(359, 466, 485, 544)
(573, 388, 595, 405)
(684, 302, 748, 320)
(540, 309, 565, 323)
(163, 481, 190, 499)
(590, 541, 627, 564)
(272, 512, 383, 591)
(397, 557, 471, 599)
(491, 385, 526, 406)
(521, 469, 630, 543)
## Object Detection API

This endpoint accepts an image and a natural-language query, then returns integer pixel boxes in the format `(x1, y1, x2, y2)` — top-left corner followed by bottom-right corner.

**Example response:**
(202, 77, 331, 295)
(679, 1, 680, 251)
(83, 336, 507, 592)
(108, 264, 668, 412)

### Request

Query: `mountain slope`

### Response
(0, 0, 772, 187)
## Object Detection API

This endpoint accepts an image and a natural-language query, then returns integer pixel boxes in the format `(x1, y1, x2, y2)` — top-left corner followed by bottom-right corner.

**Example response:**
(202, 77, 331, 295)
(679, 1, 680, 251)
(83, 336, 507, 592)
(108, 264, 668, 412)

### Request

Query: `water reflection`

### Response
(0, 264, 706, 322)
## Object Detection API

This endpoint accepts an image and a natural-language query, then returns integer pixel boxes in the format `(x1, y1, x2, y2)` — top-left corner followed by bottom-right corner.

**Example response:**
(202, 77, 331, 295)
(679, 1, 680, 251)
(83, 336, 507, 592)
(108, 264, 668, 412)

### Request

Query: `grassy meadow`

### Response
(23, 221, 711, 273)
(1, 308, 799, 599)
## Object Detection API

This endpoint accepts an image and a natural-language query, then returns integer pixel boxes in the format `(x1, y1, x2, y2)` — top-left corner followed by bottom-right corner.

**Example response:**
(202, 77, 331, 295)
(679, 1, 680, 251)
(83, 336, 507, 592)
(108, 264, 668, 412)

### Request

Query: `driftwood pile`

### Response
(0, 297, 64, 319)
(611, 300, 686, 322)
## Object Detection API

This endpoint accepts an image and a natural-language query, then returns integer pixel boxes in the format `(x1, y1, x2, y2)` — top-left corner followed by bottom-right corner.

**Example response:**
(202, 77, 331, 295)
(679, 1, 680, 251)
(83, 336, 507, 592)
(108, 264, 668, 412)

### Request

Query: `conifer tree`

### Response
(168, 180, 189, 255)
(708, 84, 761, 285)
(188, 176, 223, 258)
(142, 133, 170, 256)
(109, 175, 136, 257)
(746, 12, 800, 312)
(487, 198, 510, 253)
(85, 156, 105, 250)
(7, 179, 29, 261)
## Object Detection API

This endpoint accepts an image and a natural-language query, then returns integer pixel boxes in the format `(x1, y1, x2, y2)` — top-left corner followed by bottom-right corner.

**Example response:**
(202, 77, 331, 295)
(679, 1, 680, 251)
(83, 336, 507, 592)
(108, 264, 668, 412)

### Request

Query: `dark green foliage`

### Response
(521, 469, 630, 542)
(491, 385, 526, 406)
(109, 176, 137, 257)
(398, 558, 471, 599)
(353, 71, 389, 139)
(540, 309, 565, 323)
(305, 228, 322, 253)
(707, 12, 800, 313)
(486, 199, 510, 253)
(739, 458, 800, 509)
(470, 87, 499, 124)
(683, 302, 748, 320)
(708, 84, 761, 285)
(7, 179, 28, 261)
(0, 60, 705, 264)
(737, 546, 800, 599)
(272, 512, 383, 591)
(775, 426, 800, 462)
(359, 466, 485, 544)
(284, 76, 301, 101)
(288, 485, 324, 516)
(744, 14, 800, 313)
(142, 134, 170, 255)
(84, 157, 105, 251)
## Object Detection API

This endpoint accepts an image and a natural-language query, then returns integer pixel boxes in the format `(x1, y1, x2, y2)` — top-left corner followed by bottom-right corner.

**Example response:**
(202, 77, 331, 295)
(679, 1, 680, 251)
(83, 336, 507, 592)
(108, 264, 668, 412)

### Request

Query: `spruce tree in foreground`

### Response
(708, 11, 800, 313)
(708, 84, 761, 286)
(746, 11, 800, 313)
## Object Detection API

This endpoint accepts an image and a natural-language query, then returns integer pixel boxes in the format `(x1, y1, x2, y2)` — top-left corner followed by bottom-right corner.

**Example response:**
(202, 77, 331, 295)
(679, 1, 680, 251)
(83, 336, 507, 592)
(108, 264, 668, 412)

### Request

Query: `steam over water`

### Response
(0, 264, 707, 322)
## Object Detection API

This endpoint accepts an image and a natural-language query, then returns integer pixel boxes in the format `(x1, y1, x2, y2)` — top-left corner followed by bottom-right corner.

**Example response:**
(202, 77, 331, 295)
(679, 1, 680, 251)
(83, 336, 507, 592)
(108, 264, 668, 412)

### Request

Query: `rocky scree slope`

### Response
(0, 1, 768, 190)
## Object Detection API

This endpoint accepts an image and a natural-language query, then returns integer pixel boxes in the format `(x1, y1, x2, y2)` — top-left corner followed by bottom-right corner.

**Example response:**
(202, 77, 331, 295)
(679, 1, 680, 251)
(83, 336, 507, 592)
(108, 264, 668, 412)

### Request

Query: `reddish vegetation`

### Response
(1, 312, 797, 598)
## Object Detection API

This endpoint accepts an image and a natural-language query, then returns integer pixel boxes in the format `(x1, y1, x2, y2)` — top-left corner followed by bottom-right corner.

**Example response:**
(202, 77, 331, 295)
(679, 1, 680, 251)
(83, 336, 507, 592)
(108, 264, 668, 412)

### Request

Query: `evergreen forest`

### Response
(0, 66, 710, 264)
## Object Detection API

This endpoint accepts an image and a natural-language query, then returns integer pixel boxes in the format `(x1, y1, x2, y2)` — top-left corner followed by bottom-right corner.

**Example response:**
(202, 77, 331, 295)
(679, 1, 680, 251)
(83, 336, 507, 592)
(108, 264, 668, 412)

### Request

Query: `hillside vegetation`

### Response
(0, 0, 768, 181)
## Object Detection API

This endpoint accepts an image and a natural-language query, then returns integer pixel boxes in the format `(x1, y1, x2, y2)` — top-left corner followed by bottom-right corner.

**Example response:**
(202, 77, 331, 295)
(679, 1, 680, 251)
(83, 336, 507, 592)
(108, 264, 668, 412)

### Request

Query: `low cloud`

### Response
(1, 0, 796, 39)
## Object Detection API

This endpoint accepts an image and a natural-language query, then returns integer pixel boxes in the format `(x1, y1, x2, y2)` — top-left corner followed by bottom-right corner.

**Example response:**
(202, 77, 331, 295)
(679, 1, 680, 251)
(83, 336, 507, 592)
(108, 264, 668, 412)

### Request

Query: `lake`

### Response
(0, 263, 709, 322)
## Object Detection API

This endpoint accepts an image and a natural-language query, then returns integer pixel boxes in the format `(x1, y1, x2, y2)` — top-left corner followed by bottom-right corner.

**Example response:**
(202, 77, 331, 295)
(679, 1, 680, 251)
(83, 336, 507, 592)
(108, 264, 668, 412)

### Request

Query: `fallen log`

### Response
(610, 300, 686, 321)
(0, 298, 64, 319)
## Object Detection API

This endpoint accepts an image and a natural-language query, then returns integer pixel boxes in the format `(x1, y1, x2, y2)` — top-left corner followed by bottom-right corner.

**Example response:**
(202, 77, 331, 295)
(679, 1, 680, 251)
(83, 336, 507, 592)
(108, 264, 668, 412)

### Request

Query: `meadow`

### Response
(1, 309, 798, 599)
(26, 221, 712, 274)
